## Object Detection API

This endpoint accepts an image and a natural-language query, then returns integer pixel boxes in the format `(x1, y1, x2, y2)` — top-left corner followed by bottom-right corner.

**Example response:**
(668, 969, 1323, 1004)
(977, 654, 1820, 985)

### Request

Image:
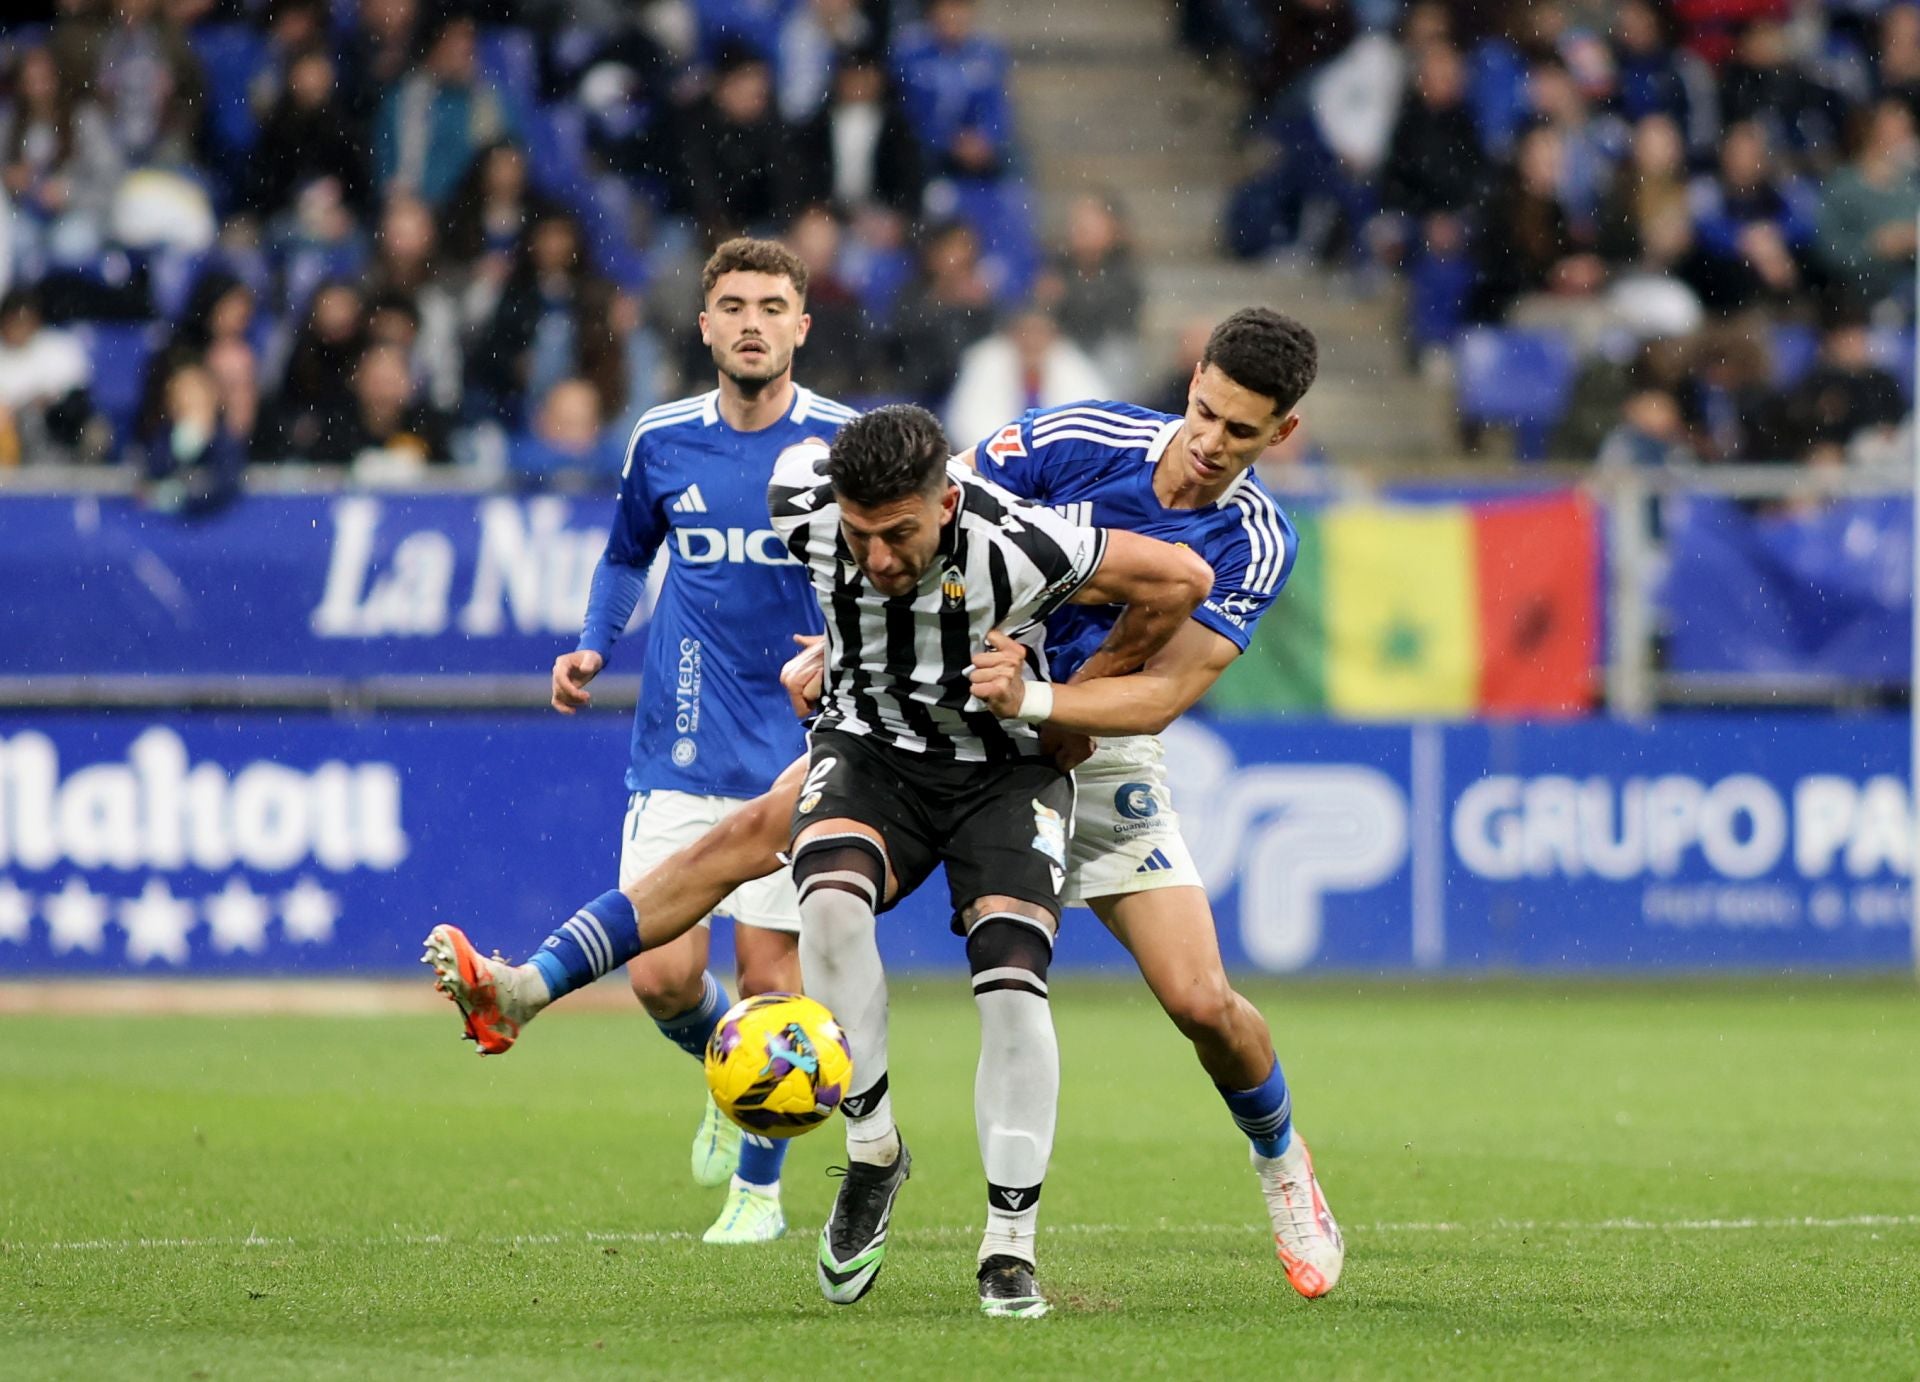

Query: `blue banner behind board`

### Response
(0, 712, 1907, 976)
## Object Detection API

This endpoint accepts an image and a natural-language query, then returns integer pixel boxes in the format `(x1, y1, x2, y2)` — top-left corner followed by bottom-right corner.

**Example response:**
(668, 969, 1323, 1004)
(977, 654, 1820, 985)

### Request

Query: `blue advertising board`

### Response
(0, 712, 1908, 975)
(0, 493, 642, 679)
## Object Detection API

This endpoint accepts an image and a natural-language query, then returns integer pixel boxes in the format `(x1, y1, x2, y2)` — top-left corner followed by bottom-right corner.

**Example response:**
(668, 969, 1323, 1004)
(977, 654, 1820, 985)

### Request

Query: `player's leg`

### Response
(789, 731, 929, 1306)
(423, 759, 803, 1054)
(1068, 745, 1342, 1298)
(700, 896, 806, 1243)
(945, 766, 1077, 1320)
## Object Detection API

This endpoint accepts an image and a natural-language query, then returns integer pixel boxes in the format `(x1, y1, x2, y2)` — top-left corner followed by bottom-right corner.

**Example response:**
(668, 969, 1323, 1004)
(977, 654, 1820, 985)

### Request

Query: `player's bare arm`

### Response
(1058, 527, 1213, 671)
(970, 618, 1237, 737)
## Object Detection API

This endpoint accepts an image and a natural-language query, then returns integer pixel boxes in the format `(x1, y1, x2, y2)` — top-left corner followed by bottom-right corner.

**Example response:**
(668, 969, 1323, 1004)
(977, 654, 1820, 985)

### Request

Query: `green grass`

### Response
(4, 978, 1919, 1379)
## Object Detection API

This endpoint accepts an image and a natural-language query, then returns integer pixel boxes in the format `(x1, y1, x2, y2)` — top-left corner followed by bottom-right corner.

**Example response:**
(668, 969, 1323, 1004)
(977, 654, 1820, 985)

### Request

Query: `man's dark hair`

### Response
(1201, 307, 1319, 415)
(701, 236, 810, 302)
(826, 405, 951, 507)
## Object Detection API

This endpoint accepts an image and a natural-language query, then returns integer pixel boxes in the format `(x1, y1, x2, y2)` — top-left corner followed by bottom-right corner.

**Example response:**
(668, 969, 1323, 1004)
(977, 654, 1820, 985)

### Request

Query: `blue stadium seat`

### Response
(76, 322, 158, 454)
(1455, 327, 1577, 460)
(192, 24, 269, 157)
(1768, 322, 1820, 389)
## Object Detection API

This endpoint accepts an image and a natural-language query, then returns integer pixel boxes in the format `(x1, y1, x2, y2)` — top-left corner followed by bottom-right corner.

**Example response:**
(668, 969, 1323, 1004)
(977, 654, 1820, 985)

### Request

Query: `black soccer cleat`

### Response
(816, 1141, 911, 1305)
(977, 1254, 1049, 1318)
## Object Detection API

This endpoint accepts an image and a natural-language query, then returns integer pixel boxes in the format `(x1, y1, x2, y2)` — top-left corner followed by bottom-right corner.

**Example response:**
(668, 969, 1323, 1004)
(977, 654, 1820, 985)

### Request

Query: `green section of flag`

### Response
(1207, 509, 1325, 714)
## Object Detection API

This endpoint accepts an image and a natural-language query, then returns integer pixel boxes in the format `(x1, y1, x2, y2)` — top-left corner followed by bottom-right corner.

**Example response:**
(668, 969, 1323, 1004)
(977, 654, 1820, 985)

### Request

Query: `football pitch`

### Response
(3, 977, 1916, 1379)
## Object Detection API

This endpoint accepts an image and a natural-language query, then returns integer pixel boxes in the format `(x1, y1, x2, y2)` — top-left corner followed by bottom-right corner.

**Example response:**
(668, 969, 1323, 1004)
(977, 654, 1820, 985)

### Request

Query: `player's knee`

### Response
(627, 956, 705, 1016)
(790, 832, 887, 926)
(964, 913, 1054, 1000)
(1162, 972, 1238, 1043)
(736, 938, 801, 998)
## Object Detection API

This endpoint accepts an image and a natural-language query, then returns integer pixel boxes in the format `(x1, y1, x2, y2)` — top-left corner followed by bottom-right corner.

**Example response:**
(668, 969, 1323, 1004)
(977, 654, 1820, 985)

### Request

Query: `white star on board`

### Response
(0, 880, 32, 944)
(45, 877, 109, 954)
(281, 877, 339, 945)
(205, 876, 271, 954)
(121, 878, 196, 966)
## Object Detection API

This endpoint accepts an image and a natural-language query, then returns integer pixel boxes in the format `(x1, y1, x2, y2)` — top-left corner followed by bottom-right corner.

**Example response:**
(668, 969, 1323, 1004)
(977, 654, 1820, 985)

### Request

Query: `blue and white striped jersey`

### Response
(595, 386, 857, 796)
(970, 401, 1297, 680)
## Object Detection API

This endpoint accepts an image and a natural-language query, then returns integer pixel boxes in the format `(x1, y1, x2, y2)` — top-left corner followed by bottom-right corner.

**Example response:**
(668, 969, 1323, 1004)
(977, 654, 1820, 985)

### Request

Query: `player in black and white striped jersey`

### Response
(766, 405, 1212, 1317)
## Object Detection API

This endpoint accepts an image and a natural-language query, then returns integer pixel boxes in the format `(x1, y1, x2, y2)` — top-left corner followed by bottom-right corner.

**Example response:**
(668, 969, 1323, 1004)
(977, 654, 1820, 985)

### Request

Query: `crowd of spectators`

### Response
(1214, 0, 1920, 468)
(0, 0, 1151, 501)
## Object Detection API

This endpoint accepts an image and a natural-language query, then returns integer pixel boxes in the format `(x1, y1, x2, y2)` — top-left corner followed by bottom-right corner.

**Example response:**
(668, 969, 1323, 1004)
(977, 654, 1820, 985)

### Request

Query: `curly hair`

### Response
(701, 237, 810, 302)
(1201, 308, 1319, 415)
(825, 405, 951, 507)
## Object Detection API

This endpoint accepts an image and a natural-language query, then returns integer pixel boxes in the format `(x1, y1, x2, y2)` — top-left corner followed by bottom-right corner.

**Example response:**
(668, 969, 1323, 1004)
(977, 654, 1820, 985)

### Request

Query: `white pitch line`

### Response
(18, 1214, 1920, 1253)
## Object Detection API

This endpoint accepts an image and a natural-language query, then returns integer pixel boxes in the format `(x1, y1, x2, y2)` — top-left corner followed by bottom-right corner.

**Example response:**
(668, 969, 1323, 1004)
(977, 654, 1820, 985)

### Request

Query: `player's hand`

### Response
(1039, 723, 1097, 772)
(968, 629, 1030, 718)
(781, 634, 825, 718)
(551, 650, 604, 714)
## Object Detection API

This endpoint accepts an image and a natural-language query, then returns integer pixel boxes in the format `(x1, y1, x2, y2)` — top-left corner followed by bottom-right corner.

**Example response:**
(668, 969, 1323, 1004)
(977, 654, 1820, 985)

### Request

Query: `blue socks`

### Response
(655, 971, 730, 1058)
(736, 1132, 789, 1191)
(1218, 1054, 1293, 1158)
(528, 890, 642, 1000)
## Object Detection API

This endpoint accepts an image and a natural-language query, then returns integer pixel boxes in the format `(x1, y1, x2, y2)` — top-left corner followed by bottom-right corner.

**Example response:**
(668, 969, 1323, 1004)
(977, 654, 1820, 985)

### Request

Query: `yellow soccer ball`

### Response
(703, 992, 854, 1139)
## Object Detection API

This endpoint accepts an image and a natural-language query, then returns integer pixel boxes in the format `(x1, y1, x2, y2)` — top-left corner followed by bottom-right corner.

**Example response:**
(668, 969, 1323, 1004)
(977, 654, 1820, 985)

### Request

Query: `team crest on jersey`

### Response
(1030, 800, 1067, 868)
(985, 424, 1025, 464)
(940, 565, 966, 610)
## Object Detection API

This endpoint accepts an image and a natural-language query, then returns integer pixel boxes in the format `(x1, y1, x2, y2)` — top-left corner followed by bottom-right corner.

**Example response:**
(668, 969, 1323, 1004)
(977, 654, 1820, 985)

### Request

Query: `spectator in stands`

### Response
(1473, 122, 1606, 321)
(1878, 4, 1920, 121)
(1244, 0, 1356, 128)
(140, 357, 247, 513)
(257, 280, 365, 459)
(1528, 58, 1625, 233)
(888, 217, 995, 404)
(1608, 0, 1706, 148)
(797, 49, 926, 217)
(339, 0, 423, 141)
(443, 142, 555, 275)
(1145, 314, 1213, 417)
(304, 339, 455, 471)
(54, 0, 206, 167)
(137, 268, 258, 451)
(1814, 98, 1920, 312)
(1688, 120, 1815, 311)
(1772, 308, 1909, 460)
(364, 191, 463, 410)
(508, 375, 623, 489)
(1035, 191, 1143, 391)
(1678, 324, 1774, 461)
(1599, 386, 1696, 470)
(1718, 20, 1841, 167)
(777, 0, 875, 123)
(375, 13, 517, 208)
(944, 304, 1110, 445)
(0, 44, 122, 275)
(466, 211, 606, 426)
(674, 49, 804, 242)
(243, 44, 369, 225)
(891, 0, 1013, 181)
(784, 204, 872, 399)
(1377, 41, 1487, 267)
(1597, 113, 1691, 266)
(0, 287, 97, 465)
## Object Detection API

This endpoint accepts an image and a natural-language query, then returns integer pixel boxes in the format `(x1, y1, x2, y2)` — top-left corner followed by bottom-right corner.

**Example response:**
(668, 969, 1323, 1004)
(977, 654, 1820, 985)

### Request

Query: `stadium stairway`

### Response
(981, 0, 1454, 461)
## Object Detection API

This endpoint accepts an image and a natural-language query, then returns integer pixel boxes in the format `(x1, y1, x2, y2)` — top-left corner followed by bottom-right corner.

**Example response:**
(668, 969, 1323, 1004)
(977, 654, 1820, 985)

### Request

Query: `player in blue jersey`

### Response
(425, 237, 857, 1247)
(427, 308, 1346, 1297)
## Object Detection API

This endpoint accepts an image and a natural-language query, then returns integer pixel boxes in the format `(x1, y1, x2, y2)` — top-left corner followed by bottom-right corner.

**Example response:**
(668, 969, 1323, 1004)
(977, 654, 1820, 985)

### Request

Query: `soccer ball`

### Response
(704, 992, 853, 1139)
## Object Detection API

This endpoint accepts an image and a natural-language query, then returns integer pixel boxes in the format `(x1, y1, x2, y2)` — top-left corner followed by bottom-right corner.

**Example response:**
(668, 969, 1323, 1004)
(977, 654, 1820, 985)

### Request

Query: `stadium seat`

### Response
(1768, 322, 1820, 389)
(192, 24, 269, 158)
(1454, 327, 1577, 460)
(76, 322, 158, 453)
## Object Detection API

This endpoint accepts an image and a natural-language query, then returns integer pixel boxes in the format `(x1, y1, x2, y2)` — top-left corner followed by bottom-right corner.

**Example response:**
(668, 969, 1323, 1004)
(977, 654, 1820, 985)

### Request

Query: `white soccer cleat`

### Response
(690, 1091, 743, 1188)
(421, 924, 551, 1055)
(1254, 1133, 1345, 1299)
(701, 1180, 787, 1244)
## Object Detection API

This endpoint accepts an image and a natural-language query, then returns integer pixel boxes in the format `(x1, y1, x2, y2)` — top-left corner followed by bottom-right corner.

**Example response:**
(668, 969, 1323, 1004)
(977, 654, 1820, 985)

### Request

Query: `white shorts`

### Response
(618, 789, 802, 935)
(1064, 735, 1203, 904)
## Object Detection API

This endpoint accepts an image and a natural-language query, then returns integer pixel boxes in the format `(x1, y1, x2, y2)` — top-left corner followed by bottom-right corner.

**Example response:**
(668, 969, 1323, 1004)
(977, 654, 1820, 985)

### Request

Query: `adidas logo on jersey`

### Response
(669, 485, 709, 514)
(1135, 849, 1174, 874)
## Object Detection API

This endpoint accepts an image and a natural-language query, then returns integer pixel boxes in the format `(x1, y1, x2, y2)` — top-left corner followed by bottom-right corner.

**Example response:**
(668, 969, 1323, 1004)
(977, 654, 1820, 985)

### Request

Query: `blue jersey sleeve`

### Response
(580, 431, 669, 656)
(969, 410, 1049, 500)
(1193, 489, 1299, 653)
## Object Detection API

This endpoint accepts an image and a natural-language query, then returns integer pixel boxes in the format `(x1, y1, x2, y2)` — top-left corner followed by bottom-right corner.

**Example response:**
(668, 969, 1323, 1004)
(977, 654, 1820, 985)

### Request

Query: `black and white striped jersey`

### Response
(767, 440, 1107, 761)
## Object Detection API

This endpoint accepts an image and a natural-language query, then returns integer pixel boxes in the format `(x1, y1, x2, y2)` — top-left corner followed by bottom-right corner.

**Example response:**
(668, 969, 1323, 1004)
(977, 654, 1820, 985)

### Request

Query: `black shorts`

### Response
(792, 728, 1074, 927)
